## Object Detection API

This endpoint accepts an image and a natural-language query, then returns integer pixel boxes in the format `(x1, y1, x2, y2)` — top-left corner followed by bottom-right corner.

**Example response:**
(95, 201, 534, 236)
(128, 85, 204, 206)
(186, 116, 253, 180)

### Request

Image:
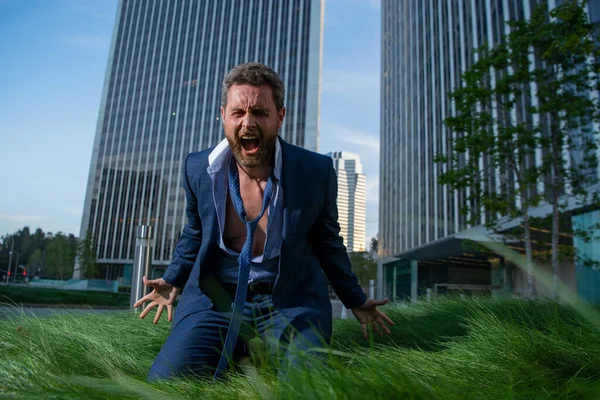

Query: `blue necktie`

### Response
(214, 154, 274, 379)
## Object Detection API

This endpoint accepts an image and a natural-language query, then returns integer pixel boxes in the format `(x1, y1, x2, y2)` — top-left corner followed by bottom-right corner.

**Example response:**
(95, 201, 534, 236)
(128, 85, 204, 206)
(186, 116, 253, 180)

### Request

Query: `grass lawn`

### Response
(0, 285, 130, 307)
(1, 297, 599, 399)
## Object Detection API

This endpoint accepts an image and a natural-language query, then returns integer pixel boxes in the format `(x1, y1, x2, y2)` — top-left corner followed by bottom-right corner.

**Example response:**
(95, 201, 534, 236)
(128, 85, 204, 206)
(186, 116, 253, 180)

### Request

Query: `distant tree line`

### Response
(0, 227, 97, 280)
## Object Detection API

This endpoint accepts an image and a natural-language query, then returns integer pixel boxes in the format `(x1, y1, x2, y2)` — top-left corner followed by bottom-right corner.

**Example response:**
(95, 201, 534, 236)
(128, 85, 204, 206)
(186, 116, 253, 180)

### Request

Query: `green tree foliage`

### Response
(27, 249, 44, 275)
(1, 227, 47, 273)
(77, 230, 98, 279)
(1, 227, 80, 280)
(349, 252, 377, 287)
(370, 237, 378, 255)
(45, 232, 77, 280)
(436, 0, 600, 298)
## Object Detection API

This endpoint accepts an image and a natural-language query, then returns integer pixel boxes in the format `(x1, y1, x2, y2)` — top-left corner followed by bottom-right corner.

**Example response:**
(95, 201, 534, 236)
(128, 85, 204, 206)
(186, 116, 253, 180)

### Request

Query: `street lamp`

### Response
(5, 238, 13, 284)
(8, 251, 19, 284)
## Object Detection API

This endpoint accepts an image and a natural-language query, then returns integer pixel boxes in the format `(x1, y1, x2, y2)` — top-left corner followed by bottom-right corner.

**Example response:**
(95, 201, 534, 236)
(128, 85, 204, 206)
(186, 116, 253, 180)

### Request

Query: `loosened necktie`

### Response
(214, 154, 274, 379)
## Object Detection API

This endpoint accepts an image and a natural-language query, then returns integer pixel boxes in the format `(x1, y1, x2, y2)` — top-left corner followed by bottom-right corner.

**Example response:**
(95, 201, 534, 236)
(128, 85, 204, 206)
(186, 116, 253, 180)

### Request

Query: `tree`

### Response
(525, 1, 600, 298)
(20, 227, 31, 265)
(435, 0, 600, 298)
(436, 30, 543, 297)
(27, 249, 44, 275)
(370, 236, 378, 255)
(1, 227, 47, 271)
(349, 252, 377, 288)
(77, 230, 98, 279)
(45, 232, 77, 280)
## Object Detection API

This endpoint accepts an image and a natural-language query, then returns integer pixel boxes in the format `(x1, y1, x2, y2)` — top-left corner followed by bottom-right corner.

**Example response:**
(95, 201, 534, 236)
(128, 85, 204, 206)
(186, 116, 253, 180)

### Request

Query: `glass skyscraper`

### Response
(379, 0, 600, 300)
(77, 0, 324, 281)
(379, 0, 600, 257)
(327, 152, 367, 253)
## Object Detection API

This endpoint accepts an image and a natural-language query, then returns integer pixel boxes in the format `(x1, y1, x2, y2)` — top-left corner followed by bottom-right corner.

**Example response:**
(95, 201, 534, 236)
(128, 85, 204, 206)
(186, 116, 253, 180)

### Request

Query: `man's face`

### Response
(221, 84, 285, 169)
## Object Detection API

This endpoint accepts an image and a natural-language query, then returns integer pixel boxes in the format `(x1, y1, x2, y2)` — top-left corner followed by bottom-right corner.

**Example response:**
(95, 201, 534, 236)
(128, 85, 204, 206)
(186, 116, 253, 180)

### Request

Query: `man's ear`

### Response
(220, 106, 225, 123)
(278, 107, 286, 129)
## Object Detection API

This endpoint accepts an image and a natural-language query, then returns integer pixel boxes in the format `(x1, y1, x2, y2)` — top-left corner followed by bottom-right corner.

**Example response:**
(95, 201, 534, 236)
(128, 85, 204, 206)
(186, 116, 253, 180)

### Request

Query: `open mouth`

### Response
(240, 136, 260, 154)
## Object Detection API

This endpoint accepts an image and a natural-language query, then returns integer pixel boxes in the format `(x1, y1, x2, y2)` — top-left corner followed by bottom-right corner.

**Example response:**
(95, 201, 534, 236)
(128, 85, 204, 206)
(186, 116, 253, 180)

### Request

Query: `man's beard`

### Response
(228, 129, 277, 169)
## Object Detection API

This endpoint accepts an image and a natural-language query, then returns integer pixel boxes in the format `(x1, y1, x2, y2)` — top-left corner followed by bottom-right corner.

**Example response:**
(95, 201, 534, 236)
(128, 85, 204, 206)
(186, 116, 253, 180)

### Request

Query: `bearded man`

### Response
(134, 62, 393, 381)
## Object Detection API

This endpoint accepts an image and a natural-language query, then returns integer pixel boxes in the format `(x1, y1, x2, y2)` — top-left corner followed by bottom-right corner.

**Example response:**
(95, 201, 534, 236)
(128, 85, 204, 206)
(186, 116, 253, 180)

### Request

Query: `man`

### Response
(134, 62, 393, 381)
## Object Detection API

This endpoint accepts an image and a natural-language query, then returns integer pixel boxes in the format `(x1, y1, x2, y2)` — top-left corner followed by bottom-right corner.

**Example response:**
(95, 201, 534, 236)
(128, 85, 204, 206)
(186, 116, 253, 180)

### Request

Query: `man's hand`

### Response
(351, 297, 395, 340)
(133, 276, 180, 324)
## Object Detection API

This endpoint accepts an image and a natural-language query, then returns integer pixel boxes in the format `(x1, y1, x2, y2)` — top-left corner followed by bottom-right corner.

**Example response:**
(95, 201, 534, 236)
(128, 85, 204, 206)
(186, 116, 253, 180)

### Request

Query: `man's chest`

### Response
(222, 180, 272, 254)
(224, 191, 269, 234)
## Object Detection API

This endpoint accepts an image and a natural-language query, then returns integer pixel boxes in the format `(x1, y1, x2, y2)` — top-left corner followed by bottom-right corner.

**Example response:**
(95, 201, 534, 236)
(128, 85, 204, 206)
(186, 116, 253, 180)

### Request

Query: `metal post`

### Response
(410, 260, 418, 303)
(369, 279, 376, 299)
(130, 225, 153, 311)
(5, 239, 13, 284)
(376, 257, 383, 299)
(13, 253, 19, 282)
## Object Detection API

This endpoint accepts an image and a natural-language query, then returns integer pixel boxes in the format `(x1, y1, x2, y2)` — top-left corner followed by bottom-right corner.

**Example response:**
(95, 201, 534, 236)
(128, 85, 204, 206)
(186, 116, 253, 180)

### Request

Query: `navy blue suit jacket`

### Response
(162, 137, 367, 338)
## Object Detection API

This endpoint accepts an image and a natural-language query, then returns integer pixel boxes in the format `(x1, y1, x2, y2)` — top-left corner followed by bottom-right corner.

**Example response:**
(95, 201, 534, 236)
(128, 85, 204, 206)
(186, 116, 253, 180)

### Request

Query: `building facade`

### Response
(380, 0, 537, 259)
(77, 0, 324, 282)
(327, 152, 367, 253)
(379, 0, 600, 301)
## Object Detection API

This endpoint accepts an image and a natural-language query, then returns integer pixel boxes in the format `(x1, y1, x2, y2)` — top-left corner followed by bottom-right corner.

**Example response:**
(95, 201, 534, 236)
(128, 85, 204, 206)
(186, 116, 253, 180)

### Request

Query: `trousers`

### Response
(147, 292, 328, 381)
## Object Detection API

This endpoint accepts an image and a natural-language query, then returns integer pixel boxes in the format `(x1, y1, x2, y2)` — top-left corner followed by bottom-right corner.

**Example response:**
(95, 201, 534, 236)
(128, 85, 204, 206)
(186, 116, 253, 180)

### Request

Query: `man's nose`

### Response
(241, 112, 256, 129)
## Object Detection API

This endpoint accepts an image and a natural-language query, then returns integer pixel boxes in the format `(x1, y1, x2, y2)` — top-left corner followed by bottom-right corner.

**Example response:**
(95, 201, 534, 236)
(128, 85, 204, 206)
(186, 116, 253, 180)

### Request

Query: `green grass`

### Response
(1, 297, 599, 399)
(0, 285, 130, 307)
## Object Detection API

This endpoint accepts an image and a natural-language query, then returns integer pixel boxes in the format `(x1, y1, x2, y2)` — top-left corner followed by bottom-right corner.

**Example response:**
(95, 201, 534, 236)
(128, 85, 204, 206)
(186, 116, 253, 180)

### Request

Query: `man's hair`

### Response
(221, 62, 285, 111)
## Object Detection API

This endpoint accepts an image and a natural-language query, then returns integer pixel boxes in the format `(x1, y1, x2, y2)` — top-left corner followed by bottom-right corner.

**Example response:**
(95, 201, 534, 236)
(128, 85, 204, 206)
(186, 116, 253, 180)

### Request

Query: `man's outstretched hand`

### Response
(133, 277, 179, 324)
(351, 298, 395, 340)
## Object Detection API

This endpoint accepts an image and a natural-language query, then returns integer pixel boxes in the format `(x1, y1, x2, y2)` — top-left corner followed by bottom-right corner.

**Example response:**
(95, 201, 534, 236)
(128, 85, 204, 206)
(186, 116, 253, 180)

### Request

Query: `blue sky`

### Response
(0, 0, 381, 243)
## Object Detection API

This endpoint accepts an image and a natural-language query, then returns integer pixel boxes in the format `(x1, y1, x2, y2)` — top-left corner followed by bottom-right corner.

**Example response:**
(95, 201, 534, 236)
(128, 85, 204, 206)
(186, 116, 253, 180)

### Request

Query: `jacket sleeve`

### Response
(310, 157, 367, 309)
(161, 153, 203, 288)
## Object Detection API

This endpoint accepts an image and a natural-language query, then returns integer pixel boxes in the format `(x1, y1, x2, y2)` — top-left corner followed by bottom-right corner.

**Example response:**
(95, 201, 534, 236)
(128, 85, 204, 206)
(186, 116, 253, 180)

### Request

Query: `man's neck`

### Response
(237, 163, 272, 182)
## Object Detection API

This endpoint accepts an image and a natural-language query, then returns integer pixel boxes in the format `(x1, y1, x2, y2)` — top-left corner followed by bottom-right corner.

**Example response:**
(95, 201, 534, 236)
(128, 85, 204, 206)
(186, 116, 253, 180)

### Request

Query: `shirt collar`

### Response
(207, 137, 282, 181)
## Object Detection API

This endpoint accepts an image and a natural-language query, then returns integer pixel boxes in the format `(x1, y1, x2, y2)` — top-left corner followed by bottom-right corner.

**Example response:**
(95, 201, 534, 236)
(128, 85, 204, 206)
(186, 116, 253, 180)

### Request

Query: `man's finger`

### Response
(379, 311, 395, 326)
(133, 293, 152, 309)
(143, 276, 159, 287)
(361, 323, 368, 340)
(371, 298, 389, 307)
(132, 298, 144, 309)
(372, 322, 383, 337)
(375, 317, 391, 335)
(139, 301, 156, 319)
(167, 305, 173, 322)
(154, 304, 164, 324)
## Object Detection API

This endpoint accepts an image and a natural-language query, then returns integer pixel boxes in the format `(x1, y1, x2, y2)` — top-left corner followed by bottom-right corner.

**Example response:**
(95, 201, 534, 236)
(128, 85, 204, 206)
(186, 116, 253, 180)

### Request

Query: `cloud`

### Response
(60, 205, 82, 215)
(321, 122, 379, 150)
(0, 214, 47, 223)
(342, 134, 379, 150)
(366, 179, 379, 204)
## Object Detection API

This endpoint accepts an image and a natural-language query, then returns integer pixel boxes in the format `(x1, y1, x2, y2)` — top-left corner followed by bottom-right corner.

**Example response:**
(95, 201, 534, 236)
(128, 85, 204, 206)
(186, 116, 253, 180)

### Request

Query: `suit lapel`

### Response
(280, 137, 306, 242)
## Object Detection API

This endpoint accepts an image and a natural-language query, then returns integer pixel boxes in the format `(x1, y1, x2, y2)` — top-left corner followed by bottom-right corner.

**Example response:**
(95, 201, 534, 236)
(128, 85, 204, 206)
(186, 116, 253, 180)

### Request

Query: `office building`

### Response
(327, 152, 367, 253)
(379, 0, 600, 302)
(76, 0, 324, 282)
